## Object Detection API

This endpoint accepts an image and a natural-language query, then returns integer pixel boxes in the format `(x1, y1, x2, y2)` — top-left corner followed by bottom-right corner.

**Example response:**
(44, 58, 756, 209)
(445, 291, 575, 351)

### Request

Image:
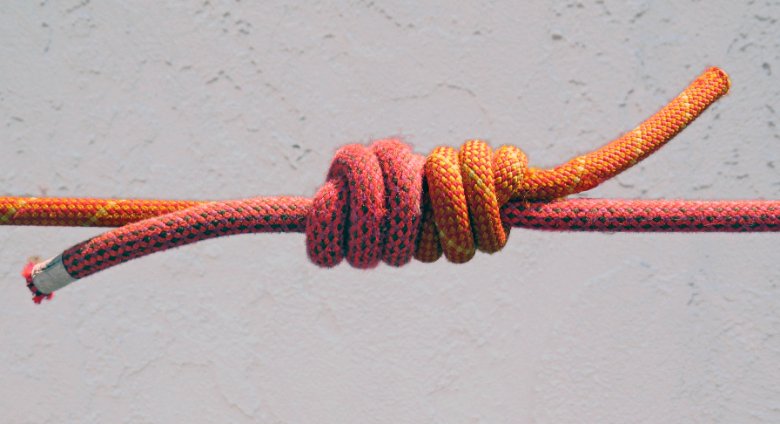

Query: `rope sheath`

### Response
(60, 197, 780, 280)
(8, 67, 763, 304)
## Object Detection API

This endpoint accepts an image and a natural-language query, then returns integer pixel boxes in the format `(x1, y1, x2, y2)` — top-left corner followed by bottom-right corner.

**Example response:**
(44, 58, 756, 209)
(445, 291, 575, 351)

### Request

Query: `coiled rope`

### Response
(5, 67, 770, 304)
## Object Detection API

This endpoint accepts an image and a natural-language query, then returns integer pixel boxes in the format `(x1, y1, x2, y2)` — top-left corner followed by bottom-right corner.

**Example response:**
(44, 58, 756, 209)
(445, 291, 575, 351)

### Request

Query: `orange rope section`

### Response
(519, 67, 730, 198)
(1, 68, 730, 229)
(0, 198, 209, 227)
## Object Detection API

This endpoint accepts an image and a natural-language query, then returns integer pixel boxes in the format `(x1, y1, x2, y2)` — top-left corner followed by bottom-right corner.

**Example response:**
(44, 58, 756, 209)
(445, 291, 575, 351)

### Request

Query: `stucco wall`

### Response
(2, 1, 780, 422)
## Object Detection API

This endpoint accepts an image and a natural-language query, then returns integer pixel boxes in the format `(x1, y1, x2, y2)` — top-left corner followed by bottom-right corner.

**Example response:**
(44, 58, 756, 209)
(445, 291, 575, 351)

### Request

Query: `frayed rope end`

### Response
(22, 260, 53, 304)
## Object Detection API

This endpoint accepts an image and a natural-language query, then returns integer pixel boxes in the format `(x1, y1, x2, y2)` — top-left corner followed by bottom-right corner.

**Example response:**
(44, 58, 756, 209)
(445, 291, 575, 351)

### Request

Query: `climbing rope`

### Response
(4, 67, 769, 304)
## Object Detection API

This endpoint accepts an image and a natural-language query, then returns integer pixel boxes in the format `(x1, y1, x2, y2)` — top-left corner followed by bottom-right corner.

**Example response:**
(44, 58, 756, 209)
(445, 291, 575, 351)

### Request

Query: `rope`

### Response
(7, 67, 762, 304)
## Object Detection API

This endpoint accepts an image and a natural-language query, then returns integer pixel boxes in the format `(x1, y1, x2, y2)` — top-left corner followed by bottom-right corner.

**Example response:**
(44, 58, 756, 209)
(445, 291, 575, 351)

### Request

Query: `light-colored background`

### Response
(2, 1, 780, 423)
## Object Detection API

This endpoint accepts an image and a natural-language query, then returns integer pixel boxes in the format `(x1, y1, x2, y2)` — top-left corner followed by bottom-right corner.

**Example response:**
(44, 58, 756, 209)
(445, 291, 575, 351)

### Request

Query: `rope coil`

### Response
(5, 67, 765, 304)
(306, 141, 424, 268)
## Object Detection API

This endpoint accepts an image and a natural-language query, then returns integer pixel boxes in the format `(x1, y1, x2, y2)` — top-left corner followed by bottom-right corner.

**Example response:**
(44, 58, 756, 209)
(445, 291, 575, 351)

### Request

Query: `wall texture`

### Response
(2, 1, 780, 423)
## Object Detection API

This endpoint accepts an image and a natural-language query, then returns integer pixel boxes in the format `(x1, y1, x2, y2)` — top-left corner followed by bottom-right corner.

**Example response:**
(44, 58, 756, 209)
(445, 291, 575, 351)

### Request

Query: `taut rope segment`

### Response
(4, 68, 766, 304)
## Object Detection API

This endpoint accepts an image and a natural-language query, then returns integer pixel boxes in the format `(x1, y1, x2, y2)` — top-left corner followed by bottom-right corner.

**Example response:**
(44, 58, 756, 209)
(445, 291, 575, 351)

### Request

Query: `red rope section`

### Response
(503, 199, 780, 232)
(62, 197, 311, 279)
(62, 197, 780, 280)
(12, 67, 760, 304)
(21, 196, 780, 303)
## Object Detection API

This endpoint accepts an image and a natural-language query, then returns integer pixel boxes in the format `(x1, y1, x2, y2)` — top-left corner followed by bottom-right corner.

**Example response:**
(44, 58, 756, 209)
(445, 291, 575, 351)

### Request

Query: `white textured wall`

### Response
(2, 1, 780, 422)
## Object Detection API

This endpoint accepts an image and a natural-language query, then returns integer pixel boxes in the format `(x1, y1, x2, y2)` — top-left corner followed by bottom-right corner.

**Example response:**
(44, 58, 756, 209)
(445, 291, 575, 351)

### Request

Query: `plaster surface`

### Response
(2, 1, 780, 423)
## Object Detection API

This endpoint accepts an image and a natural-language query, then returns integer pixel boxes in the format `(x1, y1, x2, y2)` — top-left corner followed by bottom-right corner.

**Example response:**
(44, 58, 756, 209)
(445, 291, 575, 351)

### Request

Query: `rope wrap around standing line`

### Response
(6, 67, 769, 304)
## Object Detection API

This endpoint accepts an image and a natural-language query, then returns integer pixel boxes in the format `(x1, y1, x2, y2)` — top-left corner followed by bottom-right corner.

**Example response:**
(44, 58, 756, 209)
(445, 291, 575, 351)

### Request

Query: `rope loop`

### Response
(418, 141, 529, 263)
(306, 139, 425, 269)
(306, 139, 535, 267)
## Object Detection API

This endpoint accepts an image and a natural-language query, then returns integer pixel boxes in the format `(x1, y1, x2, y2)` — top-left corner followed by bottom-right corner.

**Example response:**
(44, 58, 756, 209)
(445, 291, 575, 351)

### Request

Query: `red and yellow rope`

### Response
(7, 67, 767, 304)
(0, 197, 209, 227)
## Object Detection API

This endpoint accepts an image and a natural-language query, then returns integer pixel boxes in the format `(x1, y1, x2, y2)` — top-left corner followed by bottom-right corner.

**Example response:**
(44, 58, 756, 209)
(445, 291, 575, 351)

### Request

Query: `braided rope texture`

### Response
(519, 67, 731, 198)
(57, 195, 780, 282)
(504, 199, 780, 232)
(10, 67, 762, 300)
(0, 197, 208, 227)
(61, 197, 310, 279)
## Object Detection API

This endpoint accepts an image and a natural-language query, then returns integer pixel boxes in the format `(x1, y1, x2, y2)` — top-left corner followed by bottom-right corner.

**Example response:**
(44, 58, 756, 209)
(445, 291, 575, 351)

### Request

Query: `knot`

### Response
(305, 67, 731, 268)
(305, 139, 528, 267)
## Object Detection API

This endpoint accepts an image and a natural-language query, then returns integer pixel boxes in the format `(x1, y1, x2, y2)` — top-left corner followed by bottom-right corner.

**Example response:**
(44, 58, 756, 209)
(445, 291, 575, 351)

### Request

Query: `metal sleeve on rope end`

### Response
(29, 254, 77, 295)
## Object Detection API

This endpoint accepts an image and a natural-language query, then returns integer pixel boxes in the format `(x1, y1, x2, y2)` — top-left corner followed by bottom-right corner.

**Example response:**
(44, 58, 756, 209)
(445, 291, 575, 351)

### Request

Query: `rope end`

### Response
(22, 259, 54, 304)
(707, 67, 731, 95)
(22, 253, 78, 304)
